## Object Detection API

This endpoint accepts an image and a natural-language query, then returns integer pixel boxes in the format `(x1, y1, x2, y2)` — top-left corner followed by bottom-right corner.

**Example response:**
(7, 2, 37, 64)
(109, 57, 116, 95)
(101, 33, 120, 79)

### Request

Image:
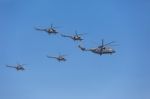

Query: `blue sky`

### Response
(0, 0, 150, 99)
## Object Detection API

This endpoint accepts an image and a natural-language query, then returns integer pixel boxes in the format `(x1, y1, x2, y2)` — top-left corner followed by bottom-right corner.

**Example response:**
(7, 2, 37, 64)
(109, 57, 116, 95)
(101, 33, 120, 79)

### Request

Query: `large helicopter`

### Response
(61, 31, 85, 41)
(47, 54, 67, 62)
(35, 24, 58, 35)
(6, 63, 26, 71)
(78, 39, 116, 55)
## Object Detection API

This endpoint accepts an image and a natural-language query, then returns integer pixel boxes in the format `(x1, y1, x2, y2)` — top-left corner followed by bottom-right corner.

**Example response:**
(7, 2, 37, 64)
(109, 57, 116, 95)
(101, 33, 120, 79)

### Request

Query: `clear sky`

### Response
(0, 0, 150, 99)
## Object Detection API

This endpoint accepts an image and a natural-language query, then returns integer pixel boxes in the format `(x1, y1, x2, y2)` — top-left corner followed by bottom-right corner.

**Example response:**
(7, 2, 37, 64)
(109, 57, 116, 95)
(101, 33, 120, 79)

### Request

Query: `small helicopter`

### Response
(35, 24, 58, 35)
(78, 39, 116, 55)
(47, 54, 67, 62)
(61, 31, 84, 41)
(6, 63, 26, 71)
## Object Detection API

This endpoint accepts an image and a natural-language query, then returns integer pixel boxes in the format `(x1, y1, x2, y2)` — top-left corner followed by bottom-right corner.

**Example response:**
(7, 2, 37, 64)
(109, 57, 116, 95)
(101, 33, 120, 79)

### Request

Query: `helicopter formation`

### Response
(6, 24, 117, 71)
(35, 24, 116, 56)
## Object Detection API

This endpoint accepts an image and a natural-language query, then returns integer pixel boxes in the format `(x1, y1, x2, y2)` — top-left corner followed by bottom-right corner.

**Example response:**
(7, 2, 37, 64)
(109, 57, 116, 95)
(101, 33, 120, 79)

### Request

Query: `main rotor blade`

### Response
(60, 55, 67, 57)
(74, 30, 86, 36)
(50, 24, 59, 29)
(98, 39, 104, 48)
(102, 39, 104, 47)
(58, 52, 67, 57)
(109, 44, 119, 46)
(50, 24, 53, 28)
(21, 64, 27, 66)
(74, 30, 78, 35)
(103, 41, 115, 46)
(77, 33, 87, 36)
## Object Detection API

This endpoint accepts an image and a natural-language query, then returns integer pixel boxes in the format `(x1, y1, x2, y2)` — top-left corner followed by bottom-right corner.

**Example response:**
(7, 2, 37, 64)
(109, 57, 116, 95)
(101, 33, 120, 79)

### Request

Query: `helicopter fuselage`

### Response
(47, 28, 58, 34)
(73, 36, 83, 41)
(89, 46, 115, 55)
(57, 57, 66, 61)
(16, 66, 25, 71)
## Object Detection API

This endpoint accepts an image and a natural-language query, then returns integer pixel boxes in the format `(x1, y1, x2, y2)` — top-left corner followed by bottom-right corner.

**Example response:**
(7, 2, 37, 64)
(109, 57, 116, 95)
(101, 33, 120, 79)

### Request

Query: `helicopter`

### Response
(47, 54, 67, 62)
(35, 24, 58, 35)
(78, 39, 116, 55)
(6, 63, 26, 71)
(61, 31, 85, 41)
